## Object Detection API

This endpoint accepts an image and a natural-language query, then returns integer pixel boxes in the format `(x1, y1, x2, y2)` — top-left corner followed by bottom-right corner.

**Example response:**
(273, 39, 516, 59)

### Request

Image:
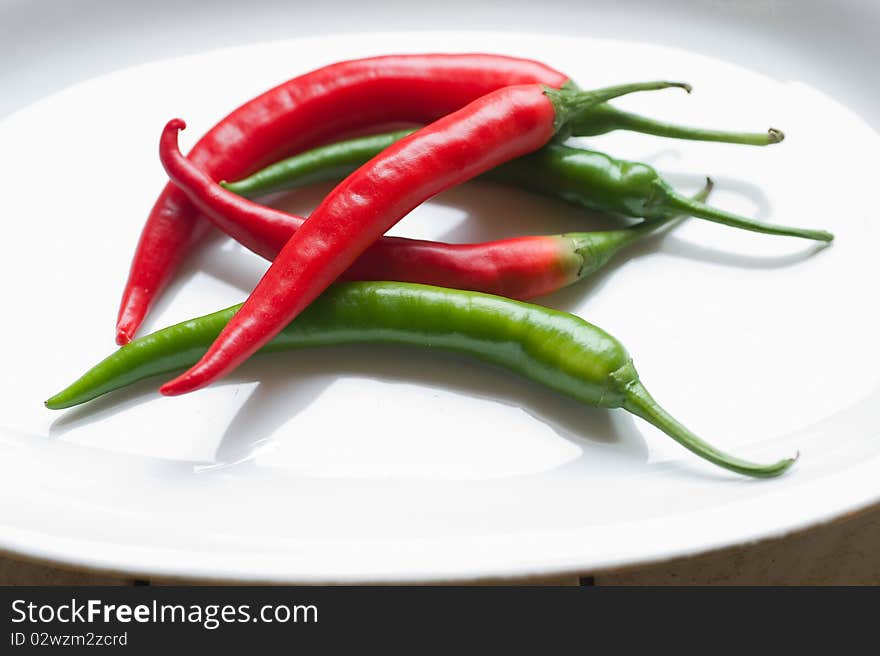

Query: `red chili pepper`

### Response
(157, 119, 595, 299)
(160, 80, 688, 396)
(115, 54, 570, 345)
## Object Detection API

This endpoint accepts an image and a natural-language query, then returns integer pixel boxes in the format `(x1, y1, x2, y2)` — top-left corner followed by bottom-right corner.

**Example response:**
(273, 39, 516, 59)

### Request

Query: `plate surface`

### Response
(1, 2, 879, 582)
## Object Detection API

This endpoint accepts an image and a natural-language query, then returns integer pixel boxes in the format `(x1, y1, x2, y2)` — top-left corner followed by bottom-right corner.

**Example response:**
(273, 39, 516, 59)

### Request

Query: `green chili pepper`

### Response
(47, 281, 796, 479)
(221, 131, 831, 242)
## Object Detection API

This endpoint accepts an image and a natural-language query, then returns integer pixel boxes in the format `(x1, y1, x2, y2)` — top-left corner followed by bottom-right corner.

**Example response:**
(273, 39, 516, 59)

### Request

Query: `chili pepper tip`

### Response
(166, 118, 186, 132)
(159, 372, 208, 396)
(159, 380, 185, 396)
(116, 285, 151, 345)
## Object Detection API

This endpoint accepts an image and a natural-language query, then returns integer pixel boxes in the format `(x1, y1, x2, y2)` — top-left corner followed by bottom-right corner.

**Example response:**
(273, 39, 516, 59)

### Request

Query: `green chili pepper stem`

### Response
(545, 81, 691, 135)
(572, 103, 784, 145)
(620, 375, 797, 478)
(659, 181, 834, 242)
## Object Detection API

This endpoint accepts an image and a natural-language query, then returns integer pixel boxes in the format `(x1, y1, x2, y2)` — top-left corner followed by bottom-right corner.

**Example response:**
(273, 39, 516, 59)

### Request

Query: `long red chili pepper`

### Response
(116, 54, 570, 345)
(157, 119, 613, 298)
(160, 80, 688, 396)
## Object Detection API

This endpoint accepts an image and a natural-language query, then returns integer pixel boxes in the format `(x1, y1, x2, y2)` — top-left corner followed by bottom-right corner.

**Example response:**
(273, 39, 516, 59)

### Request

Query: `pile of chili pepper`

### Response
(49, 53, 836, 478)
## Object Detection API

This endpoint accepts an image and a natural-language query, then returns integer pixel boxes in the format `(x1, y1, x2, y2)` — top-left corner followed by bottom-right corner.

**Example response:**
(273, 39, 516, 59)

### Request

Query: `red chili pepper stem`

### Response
(568, 103, 784, 145)
(564, 177, 713, 280)
(544, 81, 691, 137)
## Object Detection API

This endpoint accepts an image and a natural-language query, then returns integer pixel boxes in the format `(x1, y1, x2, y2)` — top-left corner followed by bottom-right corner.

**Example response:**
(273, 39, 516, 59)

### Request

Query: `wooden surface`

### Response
(2, 504, 878, 585)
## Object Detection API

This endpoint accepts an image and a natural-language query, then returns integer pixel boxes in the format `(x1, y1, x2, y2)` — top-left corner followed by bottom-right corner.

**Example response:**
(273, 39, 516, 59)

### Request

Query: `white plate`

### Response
(1, 2, 879, 583)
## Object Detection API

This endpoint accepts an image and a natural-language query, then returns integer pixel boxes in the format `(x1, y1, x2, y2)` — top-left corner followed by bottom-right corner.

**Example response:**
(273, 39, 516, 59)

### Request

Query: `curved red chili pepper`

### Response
(159, 119, 583, 299)
(116, 54, 570, 345)
(160, 80, 685, 396)
(158, 119, 578, 299)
